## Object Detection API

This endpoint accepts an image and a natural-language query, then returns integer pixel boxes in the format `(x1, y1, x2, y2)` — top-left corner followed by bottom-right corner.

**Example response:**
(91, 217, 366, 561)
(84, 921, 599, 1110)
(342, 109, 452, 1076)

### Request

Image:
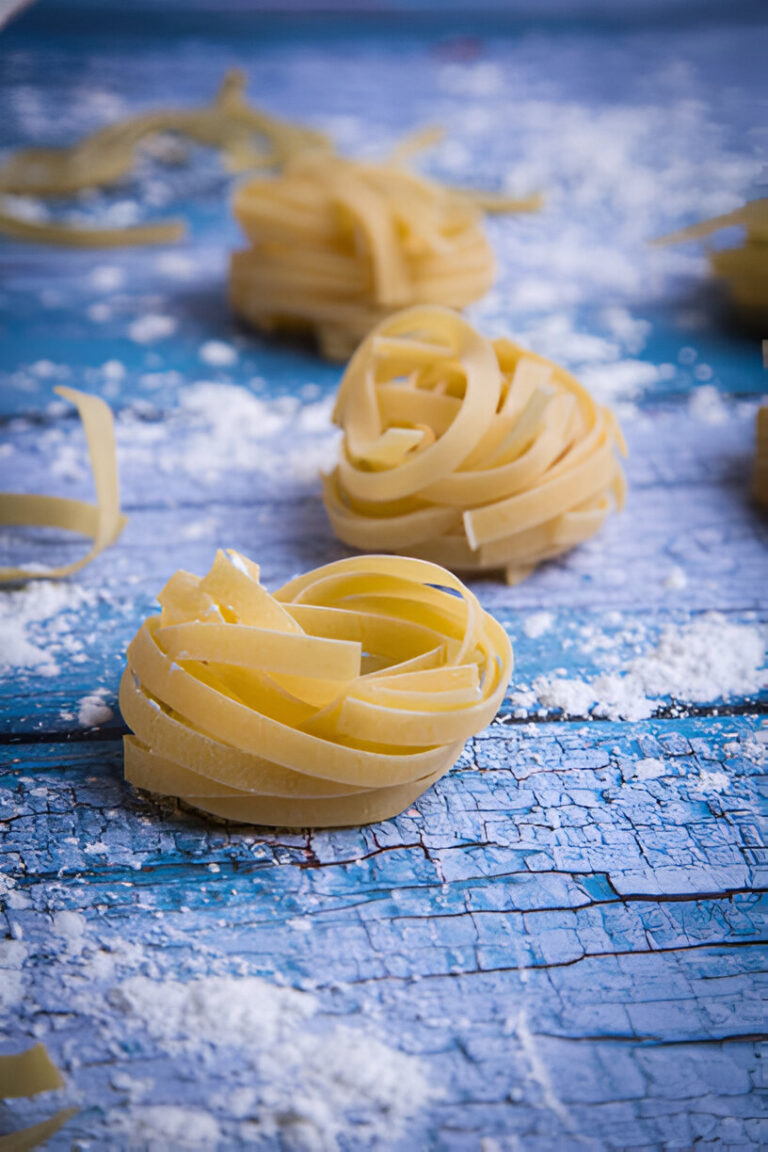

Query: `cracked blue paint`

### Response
(1, 4, 767, 1149)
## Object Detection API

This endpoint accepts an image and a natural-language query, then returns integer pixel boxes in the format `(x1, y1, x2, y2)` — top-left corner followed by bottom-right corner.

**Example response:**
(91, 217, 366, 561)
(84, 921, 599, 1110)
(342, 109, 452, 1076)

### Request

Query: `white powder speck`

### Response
(128, 314, 177, 344)
(101, 359, 126, 381)
(580, 359, 661, 404)
(1, 193, 47, 222)
(87, 302, 113, 323)
(523, 612, 554, 639)
(155, 252, 197, 279)
(689, 384, 729, 424)
(533, 614, 766, 721)
(0, 938, 27, 1009)
(90, 266, 125, 292)
(633, 757, 665, 780)
(77, 695, 114, 727)
(199, 340, 238, 367)
(664, 566, 688, 591)
(695, 769, 730, 792)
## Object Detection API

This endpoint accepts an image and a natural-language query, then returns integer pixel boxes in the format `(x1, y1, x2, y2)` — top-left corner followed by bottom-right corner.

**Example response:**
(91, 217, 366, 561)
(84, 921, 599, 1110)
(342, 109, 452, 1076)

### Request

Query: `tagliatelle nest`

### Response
(230, 150, 538, 361)
(120, 549, 513, 829)
(323, 306, 627, 584)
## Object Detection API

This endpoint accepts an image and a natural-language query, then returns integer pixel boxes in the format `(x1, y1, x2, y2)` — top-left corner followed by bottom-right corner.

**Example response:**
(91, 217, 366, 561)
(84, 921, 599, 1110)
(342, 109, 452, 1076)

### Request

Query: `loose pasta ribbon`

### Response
(654, 198, 768, 319)
(230, 151, 505, 360)
(0, 386, 127, 583)
(323, 306, 627, 584)
(120, 549, 513, 828)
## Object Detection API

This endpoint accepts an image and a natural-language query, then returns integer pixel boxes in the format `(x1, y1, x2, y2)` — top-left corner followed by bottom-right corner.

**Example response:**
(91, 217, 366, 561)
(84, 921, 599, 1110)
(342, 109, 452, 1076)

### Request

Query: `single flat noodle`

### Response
(754, 405, 768, 508)
(654, 199, 768, 318)
(0, 387, 126, 583)
(120, 549, 513, 828)
(230, 151, 538, 361)
(323, 305, 627, 584)
(0, 1043, 75, 1152)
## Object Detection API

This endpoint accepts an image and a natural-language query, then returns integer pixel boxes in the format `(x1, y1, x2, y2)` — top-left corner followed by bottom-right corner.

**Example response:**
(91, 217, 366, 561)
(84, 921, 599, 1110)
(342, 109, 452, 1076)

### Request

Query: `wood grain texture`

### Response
(0, 6, 766, 1150)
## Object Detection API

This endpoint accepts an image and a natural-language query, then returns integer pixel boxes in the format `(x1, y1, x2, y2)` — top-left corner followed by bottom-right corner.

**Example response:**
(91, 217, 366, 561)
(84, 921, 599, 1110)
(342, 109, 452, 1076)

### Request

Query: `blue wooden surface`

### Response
(1, 5, 767, 1150)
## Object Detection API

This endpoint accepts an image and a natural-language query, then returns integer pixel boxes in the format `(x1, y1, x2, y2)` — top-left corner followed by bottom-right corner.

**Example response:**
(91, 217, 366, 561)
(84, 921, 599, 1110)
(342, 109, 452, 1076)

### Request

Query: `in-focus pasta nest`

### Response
(323, 306, 627, 584)
(655, 199, 768, 320)
(230, 151, 537, 361)
(121, 549, 513, 828)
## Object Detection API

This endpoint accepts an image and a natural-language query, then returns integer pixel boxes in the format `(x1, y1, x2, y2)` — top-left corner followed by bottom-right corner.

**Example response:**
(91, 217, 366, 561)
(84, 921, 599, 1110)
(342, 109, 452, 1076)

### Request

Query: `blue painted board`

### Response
(0, 4, 767, 1150)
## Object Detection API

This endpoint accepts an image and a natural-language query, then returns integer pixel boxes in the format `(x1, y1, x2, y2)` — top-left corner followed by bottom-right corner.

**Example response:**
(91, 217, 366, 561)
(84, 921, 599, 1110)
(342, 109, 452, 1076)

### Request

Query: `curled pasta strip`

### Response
(754, 405, 768, 508)
(0, 1043, 76, 1152)
(0, 71, 329, 247)
(0, 387, 127, 583)
(120, 549, 513, 828)
(654, 199, 768, 318)
(323, 305, 627, 584)
(230, 151, 535, 361)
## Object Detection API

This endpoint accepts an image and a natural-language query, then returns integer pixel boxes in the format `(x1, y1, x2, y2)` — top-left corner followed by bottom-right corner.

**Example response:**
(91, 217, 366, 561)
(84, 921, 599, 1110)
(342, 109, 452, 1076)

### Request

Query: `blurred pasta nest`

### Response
(324, 306, 627, 584)
(121, 550, 512, 828)
(230, 151, 496, 360)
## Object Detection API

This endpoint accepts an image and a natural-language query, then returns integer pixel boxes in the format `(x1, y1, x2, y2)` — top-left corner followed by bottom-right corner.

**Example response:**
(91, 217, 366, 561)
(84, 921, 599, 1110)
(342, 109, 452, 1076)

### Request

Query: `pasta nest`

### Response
(323, 306, 627, 584)
(230, 151, 496, 360)
(120, 549, 513, 828)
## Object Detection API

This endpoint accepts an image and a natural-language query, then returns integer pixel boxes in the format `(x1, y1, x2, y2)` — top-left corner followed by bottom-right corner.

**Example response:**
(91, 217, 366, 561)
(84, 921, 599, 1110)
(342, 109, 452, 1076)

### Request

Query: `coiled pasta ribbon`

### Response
(654, 199, 768, 318)
(323, 306, 627, 584)
(0, 387, 126, 583)
(230, 151, 534, 360)
(120, 549, 513, 828)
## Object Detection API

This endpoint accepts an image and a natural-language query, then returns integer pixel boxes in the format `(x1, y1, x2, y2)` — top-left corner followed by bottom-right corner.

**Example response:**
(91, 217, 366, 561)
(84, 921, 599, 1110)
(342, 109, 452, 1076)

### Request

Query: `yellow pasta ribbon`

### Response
(323, 305, 627, 584)
(121, 549, 513, 828)
(0, 1043, 75, 1152)
(654, 199, 768, 318)
(0, 71, 329, 248)
(754, 404, 768, 508)
(230, 150, 536, 360)
(0, 387, 127, 583)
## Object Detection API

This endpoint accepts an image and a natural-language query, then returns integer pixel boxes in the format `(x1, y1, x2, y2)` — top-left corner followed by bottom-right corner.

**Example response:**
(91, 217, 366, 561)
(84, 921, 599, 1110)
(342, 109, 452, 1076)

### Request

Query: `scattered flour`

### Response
(111, 1106, 221, 1149)
(117, 384, 338, 486)
(526, 613, 766, 721)
(523, 612, 554, 640)
(128, 313, 177, 344)
(77, 693, 114, 727)
(90, 265, 125, 292)
(664, 566, 689, 592)
(0, 938, 27, 1010)
(108, 974, 437, 1151)
(0, 581, 93, 677)
(633, 757, 666, 781)
(689, 384, 729, 425)
(198, 340, 238, 367)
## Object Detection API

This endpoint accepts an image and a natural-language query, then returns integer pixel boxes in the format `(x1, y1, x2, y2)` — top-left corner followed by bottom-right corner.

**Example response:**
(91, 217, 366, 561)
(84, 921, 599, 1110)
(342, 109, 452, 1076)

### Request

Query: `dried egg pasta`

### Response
(655, 199, 768, 318)
(324, 306, 626, 584)
(0, 1043, 75, 1152)
(0, 387, 126, 583)
(121, 549, 513, 828)
(0, 71, 329, 247)
(230, 151, 537, 360)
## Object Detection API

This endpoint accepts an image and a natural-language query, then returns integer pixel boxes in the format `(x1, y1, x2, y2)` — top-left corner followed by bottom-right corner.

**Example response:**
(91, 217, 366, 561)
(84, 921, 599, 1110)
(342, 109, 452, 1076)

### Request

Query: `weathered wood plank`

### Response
(1, 716, 765, 1148)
